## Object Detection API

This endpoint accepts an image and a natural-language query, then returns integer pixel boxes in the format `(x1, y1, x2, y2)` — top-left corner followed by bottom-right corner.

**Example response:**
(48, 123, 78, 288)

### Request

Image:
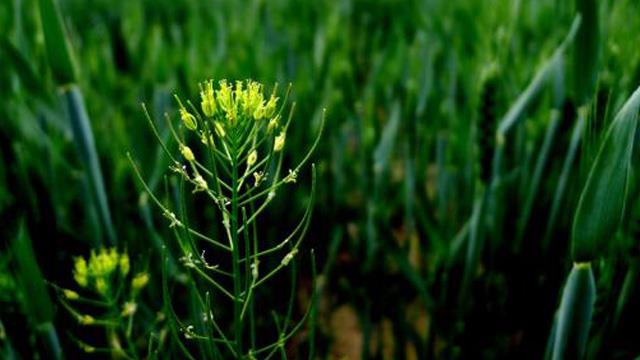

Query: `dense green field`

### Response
(2, 0, 640, 358)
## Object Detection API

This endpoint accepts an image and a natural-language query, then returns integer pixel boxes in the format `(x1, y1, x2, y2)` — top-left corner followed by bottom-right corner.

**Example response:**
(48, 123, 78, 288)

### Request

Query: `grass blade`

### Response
(573, 0, 600, 104)
(551, 262, 595, 360)
(496, 16, 580, 136)
(38, 0, 78, 84)
(459, 191, 488, 307)
(572, 86, 640, 261)
(14, 220, 63, 360)
(0, 37, 45, 98)
(516, 110, 561, 249)
(62, 86, 116, 245)
(543, 112, 585, 249)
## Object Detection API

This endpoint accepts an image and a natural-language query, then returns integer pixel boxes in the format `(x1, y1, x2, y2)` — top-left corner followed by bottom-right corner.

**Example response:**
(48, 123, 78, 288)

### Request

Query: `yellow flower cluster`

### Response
(73, 248, 130, 295)
(193, 79, 279, 129)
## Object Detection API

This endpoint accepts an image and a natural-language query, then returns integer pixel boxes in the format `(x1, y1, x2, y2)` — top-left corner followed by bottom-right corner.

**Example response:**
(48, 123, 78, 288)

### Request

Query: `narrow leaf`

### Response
(551, 262, 596, 360)
(62, 86, 116, 245)
(573, 0, 600, 104)
(496, 16, 580, 136)
(572, 86, 640, 261)
(14, 220, 64, 360)
(39, 0, 78, 84)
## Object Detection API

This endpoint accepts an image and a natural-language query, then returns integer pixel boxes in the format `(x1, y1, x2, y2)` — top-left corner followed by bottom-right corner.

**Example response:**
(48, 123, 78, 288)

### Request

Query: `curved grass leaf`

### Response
(543, 113, 585, 249)
(14, 220, 53, 326)
(62, 86, 116, 245)
(516, 110, 561, 249)
(572, 86, 640, 261)
(0, 37, 45, 98)
(39, 0, 78, 85)
(459, 191, 487, 307)
(14, 220, 63, 360)
(551, 262, 595, 360)
(496, 16, 580, 137)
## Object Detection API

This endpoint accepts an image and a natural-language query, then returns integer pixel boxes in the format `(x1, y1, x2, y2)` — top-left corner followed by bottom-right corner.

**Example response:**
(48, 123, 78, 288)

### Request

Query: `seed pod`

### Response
(180, 145, 195, 162)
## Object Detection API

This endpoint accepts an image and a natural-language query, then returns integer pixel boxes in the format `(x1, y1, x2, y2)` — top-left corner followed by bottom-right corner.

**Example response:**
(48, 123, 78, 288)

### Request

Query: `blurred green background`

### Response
(2, 0, 640, 358)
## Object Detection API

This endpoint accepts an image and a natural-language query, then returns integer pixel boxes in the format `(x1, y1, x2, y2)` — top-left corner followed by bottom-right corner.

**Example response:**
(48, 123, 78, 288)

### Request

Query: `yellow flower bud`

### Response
(263, 94, 279, 119)
(179, 108, 197, 130)
(89, 248, 118, 278)
(108, 248, 118, 269)
(78, 314, 95, 325)
(132, 272, 149, 291)
(95, 278, 109, 295)
(73, 257, 88, 287)
(193, 175, 208, 191)
(253, 103, 265, 120)
(235, 80, 244, 101)
(201, 134, 215, 146)
(121, 301, 137, 317)
(281, 248, 298, 266)
(253, 171, 264, 187)
(63, 289, 80, 300)
(247, 150, 257, 167)
(284, 169, 297, 184)
(244, 81, 264, 118)
(274, 132, 286, 152)
(200, 80, 216, 117)
(268, 115, 280, 132)
(174, 94, 197, 130)
(216, 80, 234, 114)
(180, 145, 195, 162)
(119, 253, 130, 276)
(214, 122, 226, 138)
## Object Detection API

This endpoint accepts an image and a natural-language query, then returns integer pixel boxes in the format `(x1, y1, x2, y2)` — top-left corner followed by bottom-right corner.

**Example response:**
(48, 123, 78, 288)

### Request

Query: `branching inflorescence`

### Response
(129, 79, 324, 358)
(56, 248, 150, 357)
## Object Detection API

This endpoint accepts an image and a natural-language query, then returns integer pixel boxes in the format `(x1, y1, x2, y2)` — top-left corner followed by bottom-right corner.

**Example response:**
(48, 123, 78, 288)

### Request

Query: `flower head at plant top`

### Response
(176, 79, 282, 154)
(72, 247, 140, 296)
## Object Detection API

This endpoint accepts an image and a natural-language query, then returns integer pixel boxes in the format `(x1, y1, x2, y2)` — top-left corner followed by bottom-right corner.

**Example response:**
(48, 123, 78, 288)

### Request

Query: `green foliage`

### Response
(573, 0, 601, 104)
(572, 86, 640, 261)
(13, 221, 63, 360)
(550, 262, 596, 360)
(130, 79, 323, 358)
(62, 86, 117, 246)
(2, 0, 640, 358)
(38, 0, 78, 84)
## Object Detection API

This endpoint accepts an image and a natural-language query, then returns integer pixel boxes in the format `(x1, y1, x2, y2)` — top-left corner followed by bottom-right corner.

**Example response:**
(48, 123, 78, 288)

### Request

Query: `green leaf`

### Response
(496, 16, 580, 137)
(551, 262, 595, 360)
(572, 86, 640, 261)
(13, 220, 53, 325)
(543, 114, 585, 249)
(39, 0, 78, 85)
(62, 85, 116, 245)
(0, 37, 45, 97)
(13, 220, 64, 360)
(373, 101, 401, 174)
(573, 0, 600, 104)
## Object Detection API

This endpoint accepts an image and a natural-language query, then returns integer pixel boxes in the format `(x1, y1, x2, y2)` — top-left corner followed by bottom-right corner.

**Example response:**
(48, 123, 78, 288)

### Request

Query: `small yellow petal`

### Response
(274, 132, 286, 152)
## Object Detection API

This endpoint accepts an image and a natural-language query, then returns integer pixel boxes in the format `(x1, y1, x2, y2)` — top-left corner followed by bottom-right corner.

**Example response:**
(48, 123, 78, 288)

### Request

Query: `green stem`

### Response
(231, 154, 243, 355)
